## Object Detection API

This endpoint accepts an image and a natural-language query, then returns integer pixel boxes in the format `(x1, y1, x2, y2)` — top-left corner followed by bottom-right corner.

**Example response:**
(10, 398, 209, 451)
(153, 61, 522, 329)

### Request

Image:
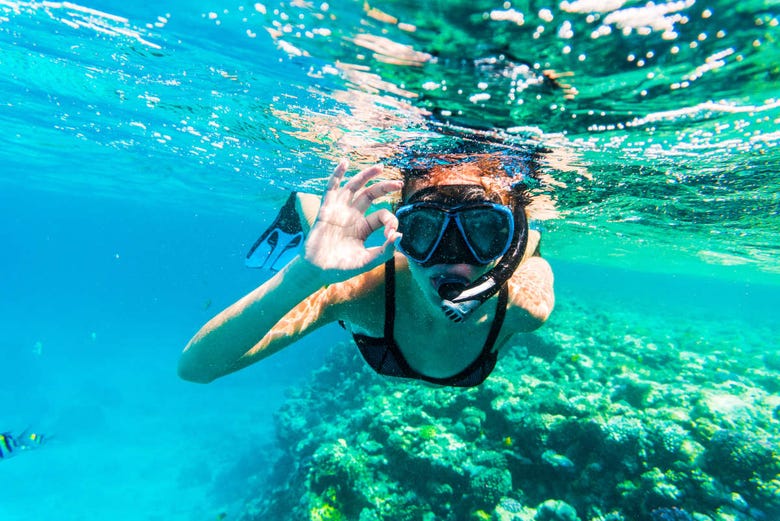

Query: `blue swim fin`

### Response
(245, 192, 305, 273)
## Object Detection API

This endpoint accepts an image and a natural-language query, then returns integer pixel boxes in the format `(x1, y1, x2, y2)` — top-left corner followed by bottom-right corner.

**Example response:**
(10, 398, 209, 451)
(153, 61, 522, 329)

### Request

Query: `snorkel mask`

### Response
(396, 187, 516, 267)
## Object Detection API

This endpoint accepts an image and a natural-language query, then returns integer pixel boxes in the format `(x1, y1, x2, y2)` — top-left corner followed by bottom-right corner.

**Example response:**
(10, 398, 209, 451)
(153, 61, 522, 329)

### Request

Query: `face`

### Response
(397, 180, 512, 307)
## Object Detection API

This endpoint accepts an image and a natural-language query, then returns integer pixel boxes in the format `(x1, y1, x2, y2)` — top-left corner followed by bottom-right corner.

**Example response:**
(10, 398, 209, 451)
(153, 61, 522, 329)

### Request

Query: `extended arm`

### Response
(178, 258, 329, 383)
(178, 161, 401, 383)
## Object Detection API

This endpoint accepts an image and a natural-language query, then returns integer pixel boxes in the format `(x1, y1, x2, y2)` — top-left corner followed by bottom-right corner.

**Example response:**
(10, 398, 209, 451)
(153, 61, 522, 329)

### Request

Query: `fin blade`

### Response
(245, 192, 306, 273)
(245, 230, 303, 272)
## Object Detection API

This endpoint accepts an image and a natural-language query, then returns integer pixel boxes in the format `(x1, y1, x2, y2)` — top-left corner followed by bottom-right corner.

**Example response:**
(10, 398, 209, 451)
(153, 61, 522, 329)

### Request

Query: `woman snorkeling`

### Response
(178, 140, 554, 387)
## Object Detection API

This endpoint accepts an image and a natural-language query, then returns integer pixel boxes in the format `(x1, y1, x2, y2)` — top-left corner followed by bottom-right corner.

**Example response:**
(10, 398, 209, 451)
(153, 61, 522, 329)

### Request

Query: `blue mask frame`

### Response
(395, 201, 515, 266)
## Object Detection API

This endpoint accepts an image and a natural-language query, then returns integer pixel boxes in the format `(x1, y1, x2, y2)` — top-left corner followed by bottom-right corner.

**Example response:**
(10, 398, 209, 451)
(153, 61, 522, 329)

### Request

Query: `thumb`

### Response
(361, 235, 397, 272)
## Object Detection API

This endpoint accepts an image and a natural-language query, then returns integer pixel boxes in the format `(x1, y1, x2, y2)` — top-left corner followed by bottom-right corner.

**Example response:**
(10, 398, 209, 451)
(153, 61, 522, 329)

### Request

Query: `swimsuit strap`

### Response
(483, 283, 509, 354)
(383, 258, 396, 340)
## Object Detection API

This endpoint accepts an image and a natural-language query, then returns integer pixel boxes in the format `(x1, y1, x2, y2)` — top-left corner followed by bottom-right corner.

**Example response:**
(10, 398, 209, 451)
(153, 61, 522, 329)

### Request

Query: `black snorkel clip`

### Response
(438, 197, 528, 323)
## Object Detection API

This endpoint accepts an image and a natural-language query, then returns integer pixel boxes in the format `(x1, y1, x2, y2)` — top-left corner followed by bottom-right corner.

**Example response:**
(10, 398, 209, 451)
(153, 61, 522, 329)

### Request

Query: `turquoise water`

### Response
(1, 1, 778, 520)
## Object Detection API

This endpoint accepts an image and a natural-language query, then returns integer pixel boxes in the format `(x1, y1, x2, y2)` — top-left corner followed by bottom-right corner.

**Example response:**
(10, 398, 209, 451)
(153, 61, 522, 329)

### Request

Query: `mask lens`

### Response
(397, 206, 447, 261)
(458, 206, 513, 262)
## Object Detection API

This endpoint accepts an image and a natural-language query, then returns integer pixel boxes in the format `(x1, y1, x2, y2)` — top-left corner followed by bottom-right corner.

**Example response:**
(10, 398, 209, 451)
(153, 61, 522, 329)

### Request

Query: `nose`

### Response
(432, 220, 479, 265)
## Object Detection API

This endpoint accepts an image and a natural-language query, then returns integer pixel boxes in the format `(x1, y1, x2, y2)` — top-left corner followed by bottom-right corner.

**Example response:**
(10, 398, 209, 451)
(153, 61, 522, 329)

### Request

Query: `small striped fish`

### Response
(0, 430, 48, 460)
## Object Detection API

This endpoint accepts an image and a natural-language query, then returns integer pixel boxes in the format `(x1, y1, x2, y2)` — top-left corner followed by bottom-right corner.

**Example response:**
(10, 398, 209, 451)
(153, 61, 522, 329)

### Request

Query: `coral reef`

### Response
(236, 299, 779, 521)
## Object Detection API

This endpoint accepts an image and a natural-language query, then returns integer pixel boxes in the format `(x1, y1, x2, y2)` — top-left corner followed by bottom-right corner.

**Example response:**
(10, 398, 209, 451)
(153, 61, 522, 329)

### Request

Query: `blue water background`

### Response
(1, 0, 778, 519)
(0, 183, 341, 518)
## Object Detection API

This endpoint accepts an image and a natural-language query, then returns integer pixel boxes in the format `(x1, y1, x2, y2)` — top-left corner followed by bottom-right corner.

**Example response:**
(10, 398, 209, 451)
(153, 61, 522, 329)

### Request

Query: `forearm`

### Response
(178, 256, 327, 383)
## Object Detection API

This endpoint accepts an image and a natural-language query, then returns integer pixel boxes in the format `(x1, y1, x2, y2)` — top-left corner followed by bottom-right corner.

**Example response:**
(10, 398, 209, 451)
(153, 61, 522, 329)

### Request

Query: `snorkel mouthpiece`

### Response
(435, 276, 469, 301)
(436, 276, 478, 322)
(440, 279, 497, 323)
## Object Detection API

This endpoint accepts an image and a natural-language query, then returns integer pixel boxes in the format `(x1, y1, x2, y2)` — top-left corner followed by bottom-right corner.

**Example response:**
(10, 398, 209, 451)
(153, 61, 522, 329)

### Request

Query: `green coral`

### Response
(472, 510, 491, 521)
(704, 429, 779, 482)
(470, 466, 512, 509)
(534, 499, 580, 521)
(419, 425, 438, 441)
(309, 501, 345, 521)
(244, 297, 780, 521)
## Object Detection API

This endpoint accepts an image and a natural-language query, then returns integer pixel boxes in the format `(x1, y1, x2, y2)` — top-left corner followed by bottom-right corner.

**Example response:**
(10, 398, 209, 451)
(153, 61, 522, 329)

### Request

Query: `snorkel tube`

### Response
(438, 196, 528, 323)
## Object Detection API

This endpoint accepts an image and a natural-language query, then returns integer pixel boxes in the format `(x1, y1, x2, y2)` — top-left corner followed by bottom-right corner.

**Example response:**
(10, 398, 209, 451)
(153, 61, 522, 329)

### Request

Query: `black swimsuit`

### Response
(349, 259, 508, 387)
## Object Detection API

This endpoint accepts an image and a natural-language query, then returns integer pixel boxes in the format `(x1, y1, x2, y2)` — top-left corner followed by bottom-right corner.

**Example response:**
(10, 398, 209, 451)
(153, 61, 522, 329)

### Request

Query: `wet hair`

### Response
(406, 183, 500, 205)
(387, 133, 541, 207)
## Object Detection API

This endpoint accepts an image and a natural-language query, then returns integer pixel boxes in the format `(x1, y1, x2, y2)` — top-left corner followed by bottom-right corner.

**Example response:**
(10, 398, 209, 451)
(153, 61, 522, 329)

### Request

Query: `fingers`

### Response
(323, 160, 400, 211)
(343, 164, 384, 193)
(323, 159, 349, 205)
(326, 159, 349, 191)
(354, 180, 404, 213)
(364, 208, 399, 237)
(361, 235, 397, 272)
(361, 215, 401, 271)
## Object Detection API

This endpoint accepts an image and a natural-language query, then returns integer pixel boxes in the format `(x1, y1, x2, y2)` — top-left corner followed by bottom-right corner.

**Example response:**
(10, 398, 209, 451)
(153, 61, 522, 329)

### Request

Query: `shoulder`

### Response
(504, 237, 555, 332)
